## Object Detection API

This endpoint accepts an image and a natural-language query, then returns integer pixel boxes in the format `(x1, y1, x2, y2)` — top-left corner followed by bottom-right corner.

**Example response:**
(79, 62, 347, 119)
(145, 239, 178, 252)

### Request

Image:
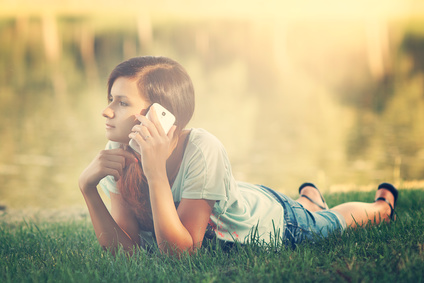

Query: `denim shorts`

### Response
(259, 185, 347, 246)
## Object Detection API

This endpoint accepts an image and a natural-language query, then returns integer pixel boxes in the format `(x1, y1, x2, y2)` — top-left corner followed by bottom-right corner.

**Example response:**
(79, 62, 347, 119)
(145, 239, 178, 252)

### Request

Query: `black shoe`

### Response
(375, 182, 399, 220)
(298, 183, 329, 210)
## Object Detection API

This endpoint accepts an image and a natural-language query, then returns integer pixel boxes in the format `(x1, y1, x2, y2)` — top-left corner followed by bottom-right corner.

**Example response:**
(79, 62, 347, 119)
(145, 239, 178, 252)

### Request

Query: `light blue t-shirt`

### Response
(99, 128, 285, 244)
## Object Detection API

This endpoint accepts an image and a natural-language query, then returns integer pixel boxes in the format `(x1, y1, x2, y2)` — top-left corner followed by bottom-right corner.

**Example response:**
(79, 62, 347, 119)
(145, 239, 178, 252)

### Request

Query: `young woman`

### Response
(78, 56, 399, 255)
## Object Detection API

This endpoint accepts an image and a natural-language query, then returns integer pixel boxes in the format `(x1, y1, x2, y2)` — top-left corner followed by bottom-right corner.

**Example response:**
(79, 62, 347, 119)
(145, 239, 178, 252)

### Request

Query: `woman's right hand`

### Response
(78, 148, 137, 194)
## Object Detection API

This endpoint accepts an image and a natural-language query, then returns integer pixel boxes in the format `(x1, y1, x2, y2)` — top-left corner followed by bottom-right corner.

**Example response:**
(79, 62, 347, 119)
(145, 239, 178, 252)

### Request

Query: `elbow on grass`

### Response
(157, 240, 201, 257)
(100, 242, 138, 257)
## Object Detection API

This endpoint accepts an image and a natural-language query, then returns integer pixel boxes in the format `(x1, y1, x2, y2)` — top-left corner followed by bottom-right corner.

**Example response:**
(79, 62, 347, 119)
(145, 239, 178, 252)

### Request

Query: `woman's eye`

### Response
(120, 101, 129, 106)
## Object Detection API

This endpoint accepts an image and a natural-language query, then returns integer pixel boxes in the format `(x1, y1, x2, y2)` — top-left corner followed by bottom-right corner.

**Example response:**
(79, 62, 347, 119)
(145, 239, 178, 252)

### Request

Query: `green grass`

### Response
(1, 189, 424, 282)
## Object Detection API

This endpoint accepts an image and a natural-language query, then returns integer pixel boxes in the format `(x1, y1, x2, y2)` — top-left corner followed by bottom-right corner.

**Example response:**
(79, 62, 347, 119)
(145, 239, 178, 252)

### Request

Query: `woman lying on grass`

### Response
(78, 56, 399, 256)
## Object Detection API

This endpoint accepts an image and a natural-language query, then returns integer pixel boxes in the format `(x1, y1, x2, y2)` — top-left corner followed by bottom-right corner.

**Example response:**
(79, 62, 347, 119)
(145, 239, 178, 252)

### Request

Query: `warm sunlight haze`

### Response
(0, 0, 423, 210)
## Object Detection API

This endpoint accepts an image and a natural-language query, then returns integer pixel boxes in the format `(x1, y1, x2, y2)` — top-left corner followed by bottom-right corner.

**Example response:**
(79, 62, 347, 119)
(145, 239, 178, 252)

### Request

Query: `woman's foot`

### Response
(297, 183, 329, 212)
(375, 182, 398, 221)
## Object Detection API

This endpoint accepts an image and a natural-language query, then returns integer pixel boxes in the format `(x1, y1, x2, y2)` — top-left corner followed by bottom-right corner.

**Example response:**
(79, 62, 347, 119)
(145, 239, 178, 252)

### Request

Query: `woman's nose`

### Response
(102, 106, 114, 118)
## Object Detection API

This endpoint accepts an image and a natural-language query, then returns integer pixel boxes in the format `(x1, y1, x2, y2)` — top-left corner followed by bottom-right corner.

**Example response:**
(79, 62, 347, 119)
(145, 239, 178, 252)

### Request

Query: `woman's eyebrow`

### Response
(109, 94, 129, 99)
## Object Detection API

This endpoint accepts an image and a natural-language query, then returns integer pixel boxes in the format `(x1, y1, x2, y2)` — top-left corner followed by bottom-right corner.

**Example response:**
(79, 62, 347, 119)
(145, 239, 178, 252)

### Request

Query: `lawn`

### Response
(1, 189, 424, 282)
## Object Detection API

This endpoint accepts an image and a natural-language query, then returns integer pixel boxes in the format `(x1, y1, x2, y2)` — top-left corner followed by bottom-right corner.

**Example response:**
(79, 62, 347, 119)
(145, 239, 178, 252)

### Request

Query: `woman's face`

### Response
(102, 76, 151, 144)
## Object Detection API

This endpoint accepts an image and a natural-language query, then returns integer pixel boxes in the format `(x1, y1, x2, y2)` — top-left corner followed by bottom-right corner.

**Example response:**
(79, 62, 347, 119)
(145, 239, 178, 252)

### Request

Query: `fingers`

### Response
(98, 151, 125, 179)
(133, 105, 168, 137)
(129, 105, 175, 159)
(130, 122, 152, 141)
(133, 115, 158, 139)
(99, 149, 138, 180)
(168, 125, 177, 139)
(147, 106, 166, 135)
(107, 148, 138, 165)
(80, 148, 138, 191)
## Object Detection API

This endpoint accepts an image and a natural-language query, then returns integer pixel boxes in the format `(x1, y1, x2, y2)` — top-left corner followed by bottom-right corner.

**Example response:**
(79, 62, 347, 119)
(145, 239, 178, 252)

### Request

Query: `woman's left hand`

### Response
(128, 105, 176, 180)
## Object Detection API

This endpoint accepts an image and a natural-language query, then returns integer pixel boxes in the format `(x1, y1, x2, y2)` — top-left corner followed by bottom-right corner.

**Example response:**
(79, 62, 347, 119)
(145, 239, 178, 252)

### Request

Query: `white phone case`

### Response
(129, 103, 176, 154)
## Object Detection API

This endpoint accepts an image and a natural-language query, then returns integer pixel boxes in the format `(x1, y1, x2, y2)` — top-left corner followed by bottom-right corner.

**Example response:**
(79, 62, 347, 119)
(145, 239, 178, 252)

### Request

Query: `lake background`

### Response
(1, 1, 424, 211)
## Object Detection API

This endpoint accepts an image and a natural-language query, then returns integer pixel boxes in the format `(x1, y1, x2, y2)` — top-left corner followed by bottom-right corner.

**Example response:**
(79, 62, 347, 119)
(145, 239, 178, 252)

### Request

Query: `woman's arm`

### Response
(149, 176, 214, 254)
(81, 189, 140, 254)
(130, 107, 215, 254)
(79, 148, 140, 254)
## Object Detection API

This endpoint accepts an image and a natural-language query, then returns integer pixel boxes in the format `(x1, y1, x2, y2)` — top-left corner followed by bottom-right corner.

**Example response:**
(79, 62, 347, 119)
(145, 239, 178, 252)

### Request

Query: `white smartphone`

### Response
(129, 103, 176, 154)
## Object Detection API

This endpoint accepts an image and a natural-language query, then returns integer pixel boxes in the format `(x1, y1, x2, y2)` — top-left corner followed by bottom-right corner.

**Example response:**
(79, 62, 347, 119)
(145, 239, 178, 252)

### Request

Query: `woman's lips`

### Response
(105, 123, 115, 129)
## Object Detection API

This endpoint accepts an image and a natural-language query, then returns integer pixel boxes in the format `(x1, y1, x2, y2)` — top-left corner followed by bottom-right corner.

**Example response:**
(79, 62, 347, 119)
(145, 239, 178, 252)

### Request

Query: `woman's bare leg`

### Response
(331, 188, 395, 228)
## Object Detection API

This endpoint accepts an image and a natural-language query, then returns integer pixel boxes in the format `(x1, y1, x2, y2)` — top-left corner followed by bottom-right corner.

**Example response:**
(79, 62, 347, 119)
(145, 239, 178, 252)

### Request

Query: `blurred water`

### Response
(1, 15, 424, 209)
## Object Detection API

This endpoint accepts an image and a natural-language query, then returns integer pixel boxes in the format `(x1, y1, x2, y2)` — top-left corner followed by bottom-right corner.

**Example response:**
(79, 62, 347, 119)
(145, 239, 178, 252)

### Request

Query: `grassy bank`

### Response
(1, 189, 424, 282)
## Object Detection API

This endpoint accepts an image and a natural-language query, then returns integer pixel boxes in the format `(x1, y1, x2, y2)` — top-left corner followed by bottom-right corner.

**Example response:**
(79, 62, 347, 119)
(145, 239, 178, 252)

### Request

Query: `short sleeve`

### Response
(177, 129, 231, 202)
(98, 140, 122, 198)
